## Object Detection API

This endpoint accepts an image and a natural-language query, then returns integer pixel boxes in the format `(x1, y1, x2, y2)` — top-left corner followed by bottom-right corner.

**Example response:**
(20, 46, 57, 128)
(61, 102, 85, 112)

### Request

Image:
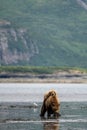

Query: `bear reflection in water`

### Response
(43, 122, 59, 130)
(40, 89, 61, 119)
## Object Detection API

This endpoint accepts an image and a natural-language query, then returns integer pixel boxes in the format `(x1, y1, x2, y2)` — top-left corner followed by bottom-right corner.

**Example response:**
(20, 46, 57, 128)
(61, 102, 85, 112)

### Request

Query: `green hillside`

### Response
(0, 0, 87, 67)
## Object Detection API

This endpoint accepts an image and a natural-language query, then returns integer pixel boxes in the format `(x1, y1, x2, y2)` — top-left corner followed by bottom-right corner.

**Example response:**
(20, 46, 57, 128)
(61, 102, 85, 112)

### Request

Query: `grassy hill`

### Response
(0, 0, 87, 67)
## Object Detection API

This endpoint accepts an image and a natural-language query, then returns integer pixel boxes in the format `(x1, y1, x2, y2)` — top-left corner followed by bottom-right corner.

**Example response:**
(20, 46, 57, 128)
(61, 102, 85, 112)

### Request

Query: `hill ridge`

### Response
(0, 0, 87, 67)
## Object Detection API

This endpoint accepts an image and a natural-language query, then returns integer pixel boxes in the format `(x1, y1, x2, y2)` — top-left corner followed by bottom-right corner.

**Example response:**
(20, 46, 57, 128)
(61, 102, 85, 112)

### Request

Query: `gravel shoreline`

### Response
(0, 72, 87, 83)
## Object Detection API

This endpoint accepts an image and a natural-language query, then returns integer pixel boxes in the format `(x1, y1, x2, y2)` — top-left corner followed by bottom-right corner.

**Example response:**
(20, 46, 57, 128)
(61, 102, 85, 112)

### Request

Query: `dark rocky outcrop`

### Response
(0, 20, 39, 65)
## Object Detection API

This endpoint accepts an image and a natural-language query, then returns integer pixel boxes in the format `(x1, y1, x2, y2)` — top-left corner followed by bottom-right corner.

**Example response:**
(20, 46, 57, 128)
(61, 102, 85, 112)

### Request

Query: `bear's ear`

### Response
(54, 91, 56, 96)
(49, 91, 52, 96)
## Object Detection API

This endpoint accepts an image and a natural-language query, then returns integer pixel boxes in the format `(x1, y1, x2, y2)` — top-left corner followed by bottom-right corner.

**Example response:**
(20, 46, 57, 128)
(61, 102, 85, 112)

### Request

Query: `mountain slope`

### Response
(0, 0, 87, 67)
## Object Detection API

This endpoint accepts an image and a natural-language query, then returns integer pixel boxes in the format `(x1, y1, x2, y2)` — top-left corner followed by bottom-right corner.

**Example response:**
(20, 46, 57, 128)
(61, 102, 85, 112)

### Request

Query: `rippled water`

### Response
(0, 102, 87, 130)
(0, 83, 87, 130)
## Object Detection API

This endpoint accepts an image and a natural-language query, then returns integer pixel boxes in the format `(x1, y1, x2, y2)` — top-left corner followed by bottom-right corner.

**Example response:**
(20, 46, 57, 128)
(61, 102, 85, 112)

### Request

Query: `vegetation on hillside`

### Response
(0, 66, 87, 74)
(0, 0, 87, 67)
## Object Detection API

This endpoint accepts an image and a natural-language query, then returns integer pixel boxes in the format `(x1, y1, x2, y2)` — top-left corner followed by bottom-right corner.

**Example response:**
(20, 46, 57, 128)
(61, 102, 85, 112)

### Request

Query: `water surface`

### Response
(0, 83, 87, 130)
(0, 102, 87, 130)
(0, 83, 87, 102)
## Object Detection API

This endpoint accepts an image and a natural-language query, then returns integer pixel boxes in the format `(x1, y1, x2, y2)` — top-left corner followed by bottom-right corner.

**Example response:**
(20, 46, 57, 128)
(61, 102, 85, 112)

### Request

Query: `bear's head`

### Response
(44, 90, 57, 101)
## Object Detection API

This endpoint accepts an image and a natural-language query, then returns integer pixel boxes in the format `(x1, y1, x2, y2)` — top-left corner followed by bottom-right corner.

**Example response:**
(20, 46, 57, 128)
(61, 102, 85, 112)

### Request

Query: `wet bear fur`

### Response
(40, 90, 60, 118)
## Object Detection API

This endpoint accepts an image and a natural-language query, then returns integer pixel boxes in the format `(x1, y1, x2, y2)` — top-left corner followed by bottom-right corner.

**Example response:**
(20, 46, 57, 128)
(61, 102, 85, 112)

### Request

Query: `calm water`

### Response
(0, 83, 87, 102)
(0, 83, 87, 130)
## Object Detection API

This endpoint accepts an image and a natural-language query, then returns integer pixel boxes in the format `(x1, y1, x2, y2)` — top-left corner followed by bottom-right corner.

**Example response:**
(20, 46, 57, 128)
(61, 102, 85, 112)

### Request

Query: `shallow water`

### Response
(0, 83, 87, 130)
(0, 102, 87, 130)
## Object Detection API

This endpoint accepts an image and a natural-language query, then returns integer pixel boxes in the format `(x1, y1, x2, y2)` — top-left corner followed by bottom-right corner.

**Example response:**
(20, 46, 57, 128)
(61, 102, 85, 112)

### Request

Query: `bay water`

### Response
(0, 83, 87, 130)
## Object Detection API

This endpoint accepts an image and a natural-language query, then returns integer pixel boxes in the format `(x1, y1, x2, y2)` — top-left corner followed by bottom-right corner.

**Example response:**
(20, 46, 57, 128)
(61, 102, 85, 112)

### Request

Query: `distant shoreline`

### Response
(0, 66, 87, 83)
(0, 72, 87, 83)
(0, 78, 87, 83)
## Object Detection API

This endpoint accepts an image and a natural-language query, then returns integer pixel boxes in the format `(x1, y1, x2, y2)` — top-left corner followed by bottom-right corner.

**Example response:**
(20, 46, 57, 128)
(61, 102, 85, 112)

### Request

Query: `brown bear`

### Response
(40, 89, 60, 118)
